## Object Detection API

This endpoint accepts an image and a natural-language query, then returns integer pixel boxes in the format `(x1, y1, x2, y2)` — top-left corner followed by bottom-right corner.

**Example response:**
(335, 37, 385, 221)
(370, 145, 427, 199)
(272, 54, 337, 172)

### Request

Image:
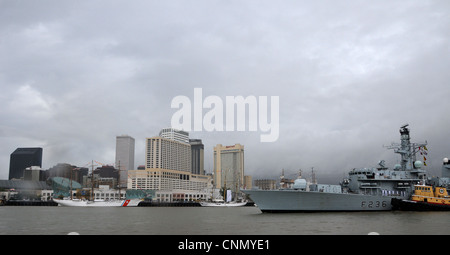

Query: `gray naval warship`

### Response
(243, 125, 429, 212)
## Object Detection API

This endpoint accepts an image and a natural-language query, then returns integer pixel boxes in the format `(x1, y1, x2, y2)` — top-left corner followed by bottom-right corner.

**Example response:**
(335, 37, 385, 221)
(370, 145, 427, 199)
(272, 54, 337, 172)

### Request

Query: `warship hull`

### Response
(243, 189, 399, 212)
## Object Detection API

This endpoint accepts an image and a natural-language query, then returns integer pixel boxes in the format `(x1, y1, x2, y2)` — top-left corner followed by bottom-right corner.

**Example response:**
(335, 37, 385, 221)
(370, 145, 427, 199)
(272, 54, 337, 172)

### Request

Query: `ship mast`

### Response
(91, 160, 94, 201)
(117, 160, 121, 200)
(386, 124, 427, 171)
(311, 167, 317, 184)
(70, 167, 73, 200)
(399, 124, 412, 171)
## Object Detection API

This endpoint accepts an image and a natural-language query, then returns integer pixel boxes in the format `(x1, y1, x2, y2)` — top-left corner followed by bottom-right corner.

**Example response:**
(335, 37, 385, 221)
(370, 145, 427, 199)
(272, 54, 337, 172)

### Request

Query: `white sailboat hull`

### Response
(54, 199, 140, 207)
(200, 201, 247, 207)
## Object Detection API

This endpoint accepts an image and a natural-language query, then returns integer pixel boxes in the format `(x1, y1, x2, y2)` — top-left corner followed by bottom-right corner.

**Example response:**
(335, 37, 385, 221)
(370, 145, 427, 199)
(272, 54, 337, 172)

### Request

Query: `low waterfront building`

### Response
(0, 179, 52, 200)
(93, 185, 127, 200)
(154, 190, 209, 202)
(41, 190, 54, 201)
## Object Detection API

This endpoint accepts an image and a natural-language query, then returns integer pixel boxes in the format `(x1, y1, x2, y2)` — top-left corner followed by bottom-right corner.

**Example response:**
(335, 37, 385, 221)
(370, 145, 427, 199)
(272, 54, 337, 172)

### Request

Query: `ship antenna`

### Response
(311, 167, 317, 184)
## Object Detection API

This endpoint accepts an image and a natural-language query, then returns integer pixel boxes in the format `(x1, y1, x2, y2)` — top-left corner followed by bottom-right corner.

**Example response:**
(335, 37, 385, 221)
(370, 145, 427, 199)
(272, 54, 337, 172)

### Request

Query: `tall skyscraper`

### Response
(159, 128, 189, 144)
(146, 137, 191, 172)
(127, 130, 209, 202)
(189, 139, 204, 175)
(115, 135, 135, 186)
(213, 144, 244, 193)
(9, 147, 43, 180)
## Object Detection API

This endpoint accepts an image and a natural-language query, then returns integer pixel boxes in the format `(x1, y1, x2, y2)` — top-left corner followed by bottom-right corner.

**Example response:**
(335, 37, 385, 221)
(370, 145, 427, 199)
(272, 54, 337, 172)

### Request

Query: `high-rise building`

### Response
(189, 139, 204, 175)
(146, 137, 191, 172)
(9, 147, 43, 180)
(159, 128, 189, 144)
(115, 135, 135, 187)
(243, 175, 253, 190)
(213, 144, 244, 193)
(23, 166, 45, 181)
(129, 133, 210, 202)
(115, 135, 135, 170)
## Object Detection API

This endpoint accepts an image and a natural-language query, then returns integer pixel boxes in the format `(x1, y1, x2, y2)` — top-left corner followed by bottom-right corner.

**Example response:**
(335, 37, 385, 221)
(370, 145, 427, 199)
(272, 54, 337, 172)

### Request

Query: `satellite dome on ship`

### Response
(293, 178, 307, 190)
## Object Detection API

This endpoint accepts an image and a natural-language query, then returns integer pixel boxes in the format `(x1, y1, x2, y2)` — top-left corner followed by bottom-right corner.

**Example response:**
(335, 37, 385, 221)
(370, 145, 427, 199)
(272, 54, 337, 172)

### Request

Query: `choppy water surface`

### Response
(0, 206, 448, 235)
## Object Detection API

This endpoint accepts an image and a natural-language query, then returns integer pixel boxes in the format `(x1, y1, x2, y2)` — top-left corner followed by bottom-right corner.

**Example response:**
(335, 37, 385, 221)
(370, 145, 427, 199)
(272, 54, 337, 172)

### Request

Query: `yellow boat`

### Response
(411, 185, 450, 205)
(391, 185, 450, 211)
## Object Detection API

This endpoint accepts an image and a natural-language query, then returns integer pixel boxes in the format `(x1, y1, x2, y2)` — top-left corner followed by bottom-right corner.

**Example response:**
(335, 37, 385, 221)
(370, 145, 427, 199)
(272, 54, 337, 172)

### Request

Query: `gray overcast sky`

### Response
(1, 0, 449, 183)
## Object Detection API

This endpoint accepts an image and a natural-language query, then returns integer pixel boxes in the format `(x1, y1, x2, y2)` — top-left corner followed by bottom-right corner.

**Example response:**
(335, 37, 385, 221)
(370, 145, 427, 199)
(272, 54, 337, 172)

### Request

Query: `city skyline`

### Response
(5, 129, 237, 178)
(1, 1, 450, 183)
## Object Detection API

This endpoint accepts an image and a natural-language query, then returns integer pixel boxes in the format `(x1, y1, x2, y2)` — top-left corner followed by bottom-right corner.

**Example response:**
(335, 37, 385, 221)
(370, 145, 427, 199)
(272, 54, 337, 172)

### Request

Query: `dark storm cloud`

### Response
(1, 0, 449, 182)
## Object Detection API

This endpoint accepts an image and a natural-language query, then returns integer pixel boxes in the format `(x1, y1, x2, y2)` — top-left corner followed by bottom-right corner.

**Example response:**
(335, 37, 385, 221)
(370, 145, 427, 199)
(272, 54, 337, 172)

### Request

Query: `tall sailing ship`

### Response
(54, 198, 140, 207)
(53, 160, 140, 207)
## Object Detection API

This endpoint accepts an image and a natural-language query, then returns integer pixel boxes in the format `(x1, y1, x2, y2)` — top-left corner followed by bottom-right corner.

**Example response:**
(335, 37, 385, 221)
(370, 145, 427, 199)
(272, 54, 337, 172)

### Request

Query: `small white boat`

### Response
(54, 198, 140, 207)
(201, 185, 247, 207)
(200, 200, 247, 207)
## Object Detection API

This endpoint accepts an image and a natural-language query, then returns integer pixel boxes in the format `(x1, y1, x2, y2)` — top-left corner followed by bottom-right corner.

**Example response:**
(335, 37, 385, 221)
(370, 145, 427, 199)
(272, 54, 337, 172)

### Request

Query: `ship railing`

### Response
(360, 182, 378, 187)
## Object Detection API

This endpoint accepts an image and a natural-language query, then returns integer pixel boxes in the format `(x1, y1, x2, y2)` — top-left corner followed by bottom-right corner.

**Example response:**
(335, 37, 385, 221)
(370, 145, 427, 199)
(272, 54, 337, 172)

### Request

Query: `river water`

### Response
(0, 206, 448, 235)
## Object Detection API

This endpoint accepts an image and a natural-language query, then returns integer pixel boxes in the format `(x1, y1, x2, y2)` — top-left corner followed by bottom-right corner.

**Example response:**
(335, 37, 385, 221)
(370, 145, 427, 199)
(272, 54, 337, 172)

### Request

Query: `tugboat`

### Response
(392, 157, 450, 211)
(391, 184, 450, 211)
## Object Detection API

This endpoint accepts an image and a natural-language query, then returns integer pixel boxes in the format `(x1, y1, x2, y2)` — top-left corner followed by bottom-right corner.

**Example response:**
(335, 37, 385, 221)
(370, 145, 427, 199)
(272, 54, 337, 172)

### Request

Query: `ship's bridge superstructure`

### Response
(342, 124, 427, 197)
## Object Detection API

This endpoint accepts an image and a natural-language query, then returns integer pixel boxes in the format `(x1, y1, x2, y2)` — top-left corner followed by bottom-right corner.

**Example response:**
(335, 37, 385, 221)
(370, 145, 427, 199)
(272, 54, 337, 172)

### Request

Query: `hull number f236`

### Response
(361, 200, 387, 208)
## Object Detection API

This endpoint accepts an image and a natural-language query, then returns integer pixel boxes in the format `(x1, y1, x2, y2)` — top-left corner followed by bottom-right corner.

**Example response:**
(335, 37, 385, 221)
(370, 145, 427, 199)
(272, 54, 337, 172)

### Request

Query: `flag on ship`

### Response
(419, 146, 428, 166)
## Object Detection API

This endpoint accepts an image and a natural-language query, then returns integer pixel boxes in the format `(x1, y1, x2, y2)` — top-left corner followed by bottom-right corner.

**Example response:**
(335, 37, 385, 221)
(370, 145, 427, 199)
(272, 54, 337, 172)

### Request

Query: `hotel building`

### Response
(159, 127, 189, 144)
(127, 129, 211, 202)
(213, 144, 244, 194)
(145, 137, 191, 171)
